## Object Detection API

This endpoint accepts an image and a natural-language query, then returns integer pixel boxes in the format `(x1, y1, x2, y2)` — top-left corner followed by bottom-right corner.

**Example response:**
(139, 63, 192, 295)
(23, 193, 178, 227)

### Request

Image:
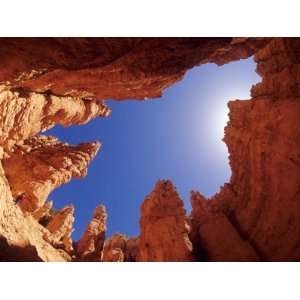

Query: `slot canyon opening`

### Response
(46, 57, 260, 240)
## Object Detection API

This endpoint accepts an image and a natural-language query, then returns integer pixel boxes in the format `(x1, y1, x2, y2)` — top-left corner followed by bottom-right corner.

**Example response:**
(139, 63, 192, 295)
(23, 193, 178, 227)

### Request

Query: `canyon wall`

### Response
(0, 37, 298, 261)
(190, 38, 300, 261)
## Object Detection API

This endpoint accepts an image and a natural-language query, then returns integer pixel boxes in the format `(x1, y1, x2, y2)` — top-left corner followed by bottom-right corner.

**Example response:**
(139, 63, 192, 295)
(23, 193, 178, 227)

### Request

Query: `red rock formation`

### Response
(223, 38, 300, 261)
(102, 234, 128, 262)
(220, 97, 300, 259)
(137, 180, 194, 262)
(0, 161, 66, 261)
(76, 204, 107, 261)
(125, 237, 139, 262)
(0, 37, 299, 262)
(0, 38, 269, 100)
(189, 38, 300, 261)
(44, 205, 74, 253)
(98, 234, 139, 262)
(32, 201, 53, 221)
(190, 191, 258, 261)
(2, 135, 100, 212)
(251, 38, 300, 99)
(0, 85, 110, 151)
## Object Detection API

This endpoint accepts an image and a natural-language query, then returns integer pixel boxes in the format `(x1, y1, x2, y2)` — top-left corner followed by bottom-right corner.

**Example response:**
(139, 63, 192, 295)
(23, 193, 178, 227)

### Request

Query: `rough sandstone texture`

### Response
(102, 234, 139, 262)
(44, 205, 74, 253)
(0, 37, 299, 261)
(137, 180, 194, 262)
(0, 85, 110, 151)
(220, 38, 300, 261)
(190, 191, 259, 261)
(32, 201, 53, 221)
(0, 161, 66, 261)
(102, 234, 127, 262)
(0, 38, 269, 101)
(2, 135, 100, 213)
(76, 204, 107, 261)
(190, 38, 300, 261)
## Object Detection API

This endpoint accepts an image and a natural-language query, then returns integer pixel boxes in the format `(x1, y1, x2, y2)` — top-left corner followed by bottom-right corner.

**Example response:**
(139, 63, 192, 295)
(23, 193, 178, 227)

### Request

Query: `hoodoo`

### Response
(0, 38, 299, 261)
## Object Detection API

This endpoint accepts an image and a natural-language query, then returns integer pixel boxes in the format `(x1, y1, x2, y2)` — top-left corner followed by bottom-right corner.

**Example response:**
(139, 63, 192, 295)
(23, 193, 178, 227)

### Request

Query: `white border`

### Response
(0, 263, 299, 299)
(0, 1, 299, 299)
(0, 0, 299, 36)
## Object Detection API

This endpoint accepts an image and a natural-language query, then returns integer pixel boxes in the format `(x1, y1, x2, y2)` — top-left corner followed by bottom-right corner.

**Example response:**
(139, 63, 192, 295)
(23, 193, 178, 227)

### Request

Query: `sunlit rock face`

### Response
(32, 201, 53, 221)
(76, 204, 107, 261)
(2, 135, 100, 213)
(0, 85, 110, 151)
(101, 234, 139, 262)
(0, 161, 66, 261)
(137, 180, 194, 262)
(0, 37, 299, 261)
(44, 205, 74, 254)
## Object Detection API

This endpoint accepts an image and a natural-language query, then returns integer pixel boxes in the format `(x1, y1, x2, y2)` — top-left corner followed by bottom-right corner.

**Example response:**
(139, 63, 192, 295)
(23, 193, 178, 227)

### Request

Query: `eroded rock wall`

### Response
(0, 85, 110, 151)
(0, 161, 66, 261)
(0, 37, 298, 261)
(190, 191, 259, 261)
(2, 136, 100, 212)
(190, 38, 300, 261)
(224, 38, 300, 261)
(0, 38, 269, 100)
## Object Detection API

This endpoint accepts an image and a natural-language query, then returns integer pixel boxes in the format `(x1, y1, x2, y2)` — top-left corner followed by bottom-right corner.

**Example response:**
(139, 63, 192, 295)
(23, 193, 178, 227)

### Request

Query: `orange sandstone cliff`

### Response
(0, 37, 299, 261)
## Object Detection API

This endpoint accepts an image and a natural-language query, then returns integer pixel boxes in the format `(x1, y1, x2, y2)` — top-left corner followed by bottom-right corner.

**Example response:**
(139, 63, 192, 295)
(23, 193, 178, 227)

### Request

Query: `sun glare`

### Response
(211, 86, 253, 148)
(46, 58, 260, 238)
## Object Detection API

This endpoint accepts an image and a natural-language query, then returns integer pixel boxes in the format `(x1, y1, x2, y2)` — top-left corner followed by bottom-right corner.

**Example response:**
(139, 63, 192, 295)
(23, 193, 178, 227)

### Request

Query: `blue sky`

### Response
(46, 57, 260, 240)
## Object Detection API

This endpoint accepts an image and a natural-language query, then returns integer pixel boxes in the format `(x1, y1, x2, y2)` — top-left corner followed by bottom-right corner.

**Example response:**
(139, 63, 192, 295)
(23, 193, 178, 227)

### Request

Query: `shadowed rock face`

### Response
(190, 191, 259, 262)
(0, 38, 268, 100)
(0, 37, 299, 261)
(232, 38, 300, 261)
(0, 236, 42, 262)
